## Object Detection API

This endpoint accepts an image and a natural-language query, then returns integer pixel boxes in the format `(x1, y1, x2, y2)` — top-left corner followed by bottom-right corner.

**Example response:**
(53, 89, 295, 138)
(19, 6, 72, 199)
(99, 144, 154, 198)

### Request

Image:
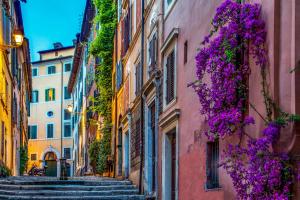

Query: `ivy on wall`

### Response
(89, 0, 116, 174)
(19, 146, 28, 175)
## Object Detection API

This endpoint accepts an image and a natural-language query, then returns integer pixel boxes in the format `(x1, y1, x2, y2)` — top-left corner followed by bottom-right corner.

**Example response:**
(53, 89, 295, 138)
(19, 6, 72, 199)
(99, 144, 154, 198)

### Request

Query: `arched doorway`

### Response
(44, 152, 57, 177)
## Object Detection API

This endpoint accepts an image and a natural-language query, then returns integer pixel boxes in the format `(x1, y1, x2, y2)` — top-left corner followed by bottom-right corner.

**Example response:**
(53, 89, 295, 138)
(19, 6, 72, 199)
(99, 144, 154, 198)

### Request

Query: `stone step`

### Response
(0, 195, 145, 200)
(0, 184, 136, 191)
(0, 189, 139, 196)
(0, 180, 132, 186)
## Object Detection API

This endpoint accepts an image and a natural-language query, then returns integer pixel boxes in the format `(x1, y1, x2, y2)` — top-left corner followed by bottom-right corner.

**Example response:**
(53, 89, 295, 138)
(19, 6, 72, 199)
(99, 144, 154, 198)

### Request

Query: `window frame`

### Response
(63, 147, 72, 160)
(45, 88, 56, 102)
(32, 68, 39, 77)
(147, 28, 158, 79)
(47, 65, 56, 75)
(30, 153, 37, 161)
(46, 123, 54, 139)
(205, 140, 220, 190)
(64, 109, 71, 121)
(135, 61, 142, 96)
(164, 0, 177, 17)
(64, 63, 72, 72)
(163, 41, 177, 109)
(63, 122, 72, 138)
(64, 86, 71, 100)
(31, 90, 39, 103)
(28, 125, 38, 140)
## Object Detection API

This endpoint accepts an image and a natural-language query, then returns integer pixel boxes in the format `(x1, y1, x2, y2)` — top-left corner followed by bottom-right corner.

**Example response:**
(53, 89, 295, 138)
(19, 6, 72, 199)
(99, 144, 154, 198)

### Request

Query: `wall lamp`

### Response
(0, 29, 24, 50)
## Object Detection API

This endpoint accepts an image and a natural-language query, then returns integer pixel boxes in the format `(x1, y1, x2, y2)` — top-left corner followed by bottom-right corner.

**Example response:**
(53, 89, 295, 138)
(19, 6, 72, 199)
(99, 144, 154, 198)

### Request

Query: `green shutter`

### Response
(45, 89, 49, 101)
(53, 89, 55, 101)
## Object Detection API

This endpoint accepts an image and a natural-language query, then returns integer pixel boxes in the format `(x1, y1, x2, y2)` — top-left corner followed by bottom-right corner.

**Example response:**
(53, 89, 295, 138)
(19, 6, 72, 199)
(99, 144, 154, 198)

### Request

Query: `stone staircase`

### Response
(0, 177, 145, 200)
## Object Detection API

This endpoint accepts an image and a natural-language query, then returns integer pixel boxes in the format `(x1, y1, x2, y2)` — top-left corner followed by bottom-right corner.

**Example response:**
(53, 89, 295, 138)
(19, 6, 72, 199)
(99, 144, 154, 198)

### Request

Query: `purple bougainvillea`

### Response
(191, 0, 298, 199)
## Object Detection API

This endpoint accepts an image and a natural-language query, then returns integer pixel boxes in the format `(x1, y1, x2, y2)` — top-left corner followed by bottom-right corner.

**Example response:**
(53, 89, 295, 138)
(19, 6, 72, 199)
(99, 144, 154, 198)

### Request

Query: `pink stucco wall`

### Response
(161, 0, 300, 199)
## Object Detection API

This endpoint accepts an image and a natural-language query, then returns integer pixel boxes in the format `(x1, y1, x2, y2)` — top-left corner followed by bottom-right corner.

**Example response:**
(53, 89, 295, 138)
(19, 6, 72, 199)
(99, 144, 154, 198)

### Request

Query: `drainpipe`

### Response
(139, 0, 145, 194)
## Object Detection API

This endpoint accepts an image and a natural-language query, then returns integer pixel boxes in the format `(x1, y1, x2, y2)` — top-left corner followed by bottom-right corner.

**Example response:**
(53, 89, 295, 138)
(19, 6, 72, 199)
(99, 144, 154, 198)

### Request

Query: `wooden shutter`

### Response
(149, 37, 155, 72)
(135, 63, 141, 95)
(166, 51, 175, 104)
(36, 91, 39, 102)
(52, 89, 55, 101)
(135, 119, 140, 157)
(136, 0, 141, 27)
(121, 18, 125, 56)
(45, 89, 49, 101)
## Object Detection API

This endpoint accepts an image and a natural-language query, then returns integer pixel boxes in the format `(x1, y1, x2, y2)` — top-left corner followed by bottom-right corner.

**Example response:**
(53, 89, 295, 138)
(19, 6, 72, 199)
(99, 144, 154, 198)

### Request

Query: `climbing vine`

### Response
(89, 0, 116, 174)
(191, 1, 299, 199)
(19, 146, 28, 175)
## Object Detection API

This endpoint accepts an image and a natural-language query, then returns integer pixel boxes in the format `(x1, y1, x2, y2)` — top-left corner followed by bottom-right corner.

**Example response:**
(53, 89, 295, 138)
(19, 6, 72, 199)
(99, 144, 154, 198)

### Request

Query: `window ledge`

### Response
(204, 184, 222, 192)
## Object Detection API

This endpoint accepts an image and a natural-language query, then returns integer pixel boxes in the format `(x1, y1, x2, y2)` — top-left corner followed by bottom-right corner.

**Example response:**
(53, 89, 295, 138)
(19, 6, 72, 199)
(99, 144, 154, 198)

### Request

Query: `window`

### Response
(47, 111, 54, 117)
(31, 154, 37, 161)
(165, 0, 175, 13)
(117, 0, 122, 22)
(64, 63, 71, 72)
(28, 125, 37, 139)
(64, 87, 71, 99)
(32, 90, 39, 103)
(5, 79, 8, 105)
(45, 88, 55, 101)
(64, 109, 71, 120)
(47, 66, 56, 74)
(184, 40, 188, 64)
(2, 7, 10, 45)
(46, 124, 54, 138)
(135, 62, 141, 95)
(122, 9, 131, 56)
(206, 140, 219, 189)
(64, 148, 71, 159)
(64, 122, 71, 137)
(148, 33, 158, 74)
(116, 61, 123, 90)
(32, 68, 38, 77)
(1, 121, 5, 157)
(166, 50, 175, 104)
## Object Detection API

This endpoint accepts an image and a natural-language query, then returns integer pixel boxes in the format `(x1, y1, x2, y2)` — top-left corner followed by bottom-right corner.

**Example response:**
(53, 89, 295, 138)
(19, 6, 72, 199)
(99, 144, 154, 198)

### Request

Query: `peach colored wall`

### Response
(40, 48, 74, 61)
(28, 48, 74, 173)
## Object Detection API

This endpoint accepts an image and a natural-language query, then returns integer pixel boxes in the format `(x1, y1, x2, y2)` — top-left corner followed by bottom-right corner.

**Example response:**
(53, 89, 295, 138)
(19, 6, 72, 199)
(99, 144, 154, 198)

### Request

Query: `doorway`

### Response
(163, 129, 177, 200)
(44, 152, 57, 177)
(124, 131, 129, 178)
(117, 128, 123, 176)
(147, 102, 156, 193)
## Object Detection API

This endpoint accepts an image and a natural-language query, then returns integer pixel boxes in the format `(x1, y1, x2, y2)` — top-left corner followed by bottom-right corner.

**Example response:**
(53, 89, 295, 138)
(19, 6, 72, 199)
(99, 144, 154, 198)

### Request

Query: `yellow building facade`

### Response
(0, 0, 32, 176)
(0, 3, 13, 172)
(28, 43, 75, 177)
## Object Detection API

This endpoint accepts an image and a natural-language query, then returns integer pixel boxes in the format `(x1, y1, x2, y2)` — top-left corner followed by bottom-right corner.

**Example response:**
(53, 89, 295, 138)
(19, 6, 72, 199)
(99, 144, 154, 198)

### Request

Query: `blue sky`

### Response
(21, 0, 86, 61)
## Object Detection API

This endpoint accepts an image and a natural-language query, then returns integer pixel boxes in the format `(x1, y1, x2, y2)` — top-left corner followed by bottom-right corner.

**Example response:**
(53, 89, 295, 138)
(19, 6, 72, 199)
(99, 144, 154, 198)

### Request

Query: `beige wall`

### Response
(28, 47, 75, 176)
